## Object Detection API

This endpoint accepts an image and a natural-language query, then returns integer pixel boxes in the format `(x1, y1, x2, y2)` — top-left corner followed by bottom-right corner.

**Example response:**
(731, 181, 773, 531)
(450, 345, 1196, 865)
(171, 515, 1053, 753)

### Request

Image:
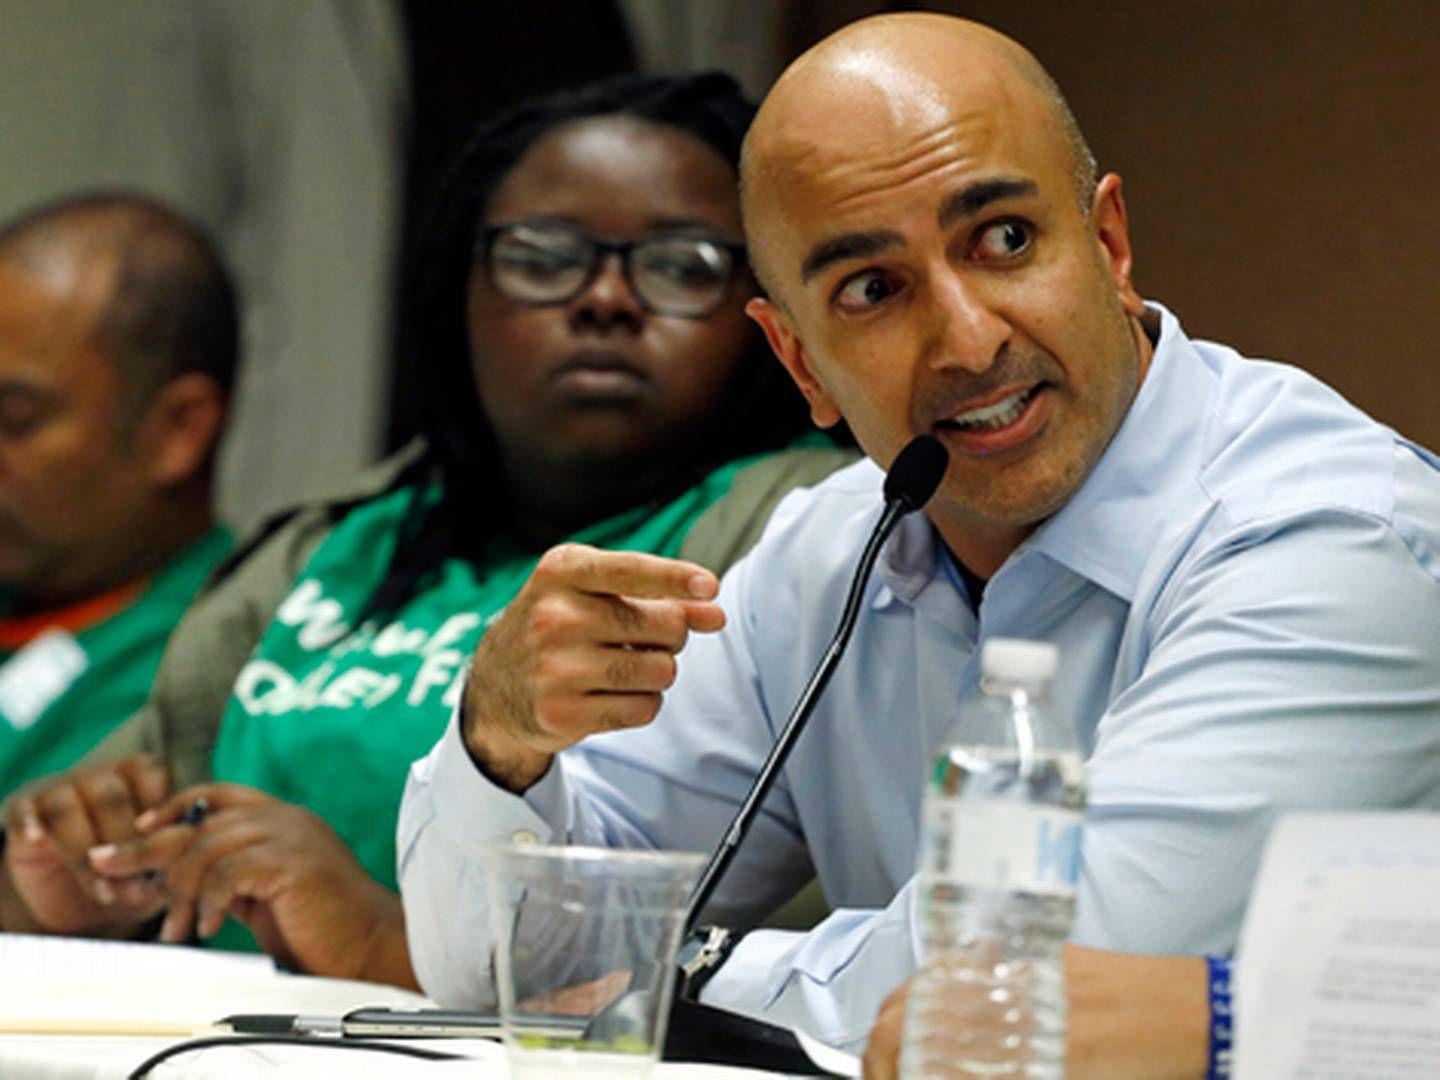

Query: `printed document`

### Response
(1234, 812, 1440, 1079)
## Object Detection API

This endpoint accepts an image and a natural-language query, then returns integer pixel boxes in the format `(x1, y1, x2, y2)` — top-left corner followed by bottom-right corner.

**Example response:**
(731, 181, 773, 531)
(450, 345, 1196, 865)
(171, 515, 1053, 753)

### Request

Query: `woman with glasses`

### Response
(1, 72, 852, 985)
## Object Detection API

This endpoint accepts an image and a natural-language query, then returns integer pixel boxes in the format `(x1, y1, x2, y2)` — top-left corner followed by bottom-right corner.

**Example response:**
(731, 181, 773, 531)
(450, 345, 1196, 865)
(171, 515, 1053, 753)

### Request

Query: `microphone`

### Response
(682, 434, 948, 931)
(883, 432, 952, 514)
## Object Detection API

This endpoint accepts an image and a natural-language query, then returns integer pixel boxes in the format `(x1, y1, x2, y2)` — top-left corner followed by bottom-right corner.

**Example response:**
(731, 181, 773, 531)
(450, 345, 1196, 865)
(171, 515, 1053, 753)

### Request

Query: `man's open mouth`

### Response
(940, 384, 1043, 432)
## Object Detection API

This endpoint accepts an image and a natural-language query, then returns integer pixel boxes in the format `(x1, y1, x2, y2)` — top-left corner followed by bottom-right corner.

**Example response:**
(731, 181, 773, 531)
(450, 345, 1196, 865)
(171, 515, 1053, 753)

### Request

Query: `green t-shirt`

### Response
(210, 455, 768, 907)
(0, 527, 232, 795)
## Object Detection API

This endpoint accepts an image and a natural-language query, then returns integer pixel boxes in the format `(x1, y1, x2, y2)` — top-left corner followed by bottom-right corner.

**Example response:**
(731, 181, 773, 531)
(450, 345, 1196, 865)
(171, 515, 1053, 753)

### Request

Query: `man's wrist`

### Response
(462, 726, 551, 794)
(1063, 946, 1209, 1077)
(459, 682, 551, 794)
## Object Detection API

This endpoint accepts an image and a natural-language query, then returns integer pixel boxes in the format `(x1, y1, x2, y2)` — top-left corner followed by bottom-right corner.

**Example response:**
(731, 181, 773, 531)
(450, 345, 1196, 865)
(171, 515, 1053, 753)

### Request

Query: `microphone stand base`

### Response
(663, 997, 833, 1075)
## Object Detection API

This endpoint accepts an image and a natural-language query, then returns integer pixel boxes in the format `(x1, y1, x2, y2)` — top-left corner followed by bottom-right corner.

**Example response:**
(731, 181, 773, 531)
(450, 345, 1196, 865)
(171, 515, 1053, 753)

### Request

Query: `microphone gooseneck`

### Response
(682, 435, 948, 932)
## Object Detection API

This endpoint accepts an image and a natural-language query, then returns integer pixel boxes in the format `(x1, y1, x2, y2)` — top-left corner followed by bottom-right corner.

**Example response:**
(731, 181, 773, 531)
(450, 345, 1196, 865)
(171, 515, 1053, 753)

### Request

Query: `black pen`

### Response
(179, 796, 210, 827)
(134, 797, 211, 888)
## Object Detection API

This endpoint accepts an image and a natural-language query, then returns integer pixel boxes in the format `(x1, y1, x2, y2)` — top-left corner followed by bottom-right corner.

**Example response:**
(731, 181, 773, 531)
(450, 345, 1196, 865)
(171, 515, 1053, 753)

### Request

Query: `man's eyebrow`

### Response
(800, 229, 904, 284)
(937, 178, 1039, 230)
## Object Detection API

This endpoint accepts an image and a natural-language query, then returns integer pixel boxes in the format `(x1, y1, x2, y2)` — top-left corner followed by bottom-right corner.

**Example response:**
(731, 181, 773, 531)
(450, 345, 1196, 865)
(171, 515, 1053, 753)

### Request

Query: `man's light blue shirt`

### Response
(398, 305, 1440, 1050)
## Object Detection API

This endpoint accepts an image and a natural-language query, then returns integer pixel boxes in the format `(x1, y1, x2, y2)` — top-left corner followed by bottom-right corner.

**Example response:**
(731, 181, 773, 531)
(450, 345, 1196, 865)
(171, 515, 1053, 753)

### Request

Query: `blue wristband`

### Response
(1205, 955, 1233, 1080)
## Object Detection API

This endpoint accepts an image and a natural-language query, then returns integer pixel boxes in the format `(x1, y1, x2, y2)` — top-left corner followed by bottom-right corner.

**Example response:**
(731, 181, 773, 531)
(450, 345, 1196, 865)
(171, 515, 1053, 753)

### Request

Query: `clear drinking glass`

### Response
(481, 844, 704, 1080)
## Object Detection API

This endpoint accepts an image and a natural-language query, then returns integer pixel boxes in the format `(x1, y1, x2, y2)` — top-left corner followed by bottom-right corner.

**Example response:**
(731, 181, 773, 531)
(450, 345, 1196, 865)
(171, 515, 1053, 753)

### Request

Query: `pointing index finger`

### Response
(546, 545, 718, 601)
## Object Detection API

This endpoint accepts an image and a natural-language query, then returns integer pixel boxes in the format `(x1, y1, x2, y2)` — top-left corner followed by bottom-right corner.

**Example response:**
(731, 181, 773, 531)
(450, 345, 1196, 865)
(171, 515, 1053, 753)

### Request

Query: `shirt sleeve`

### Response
(1076, 505, 1440, 954)
(398, 687, 916, 1052)
(700, 876, 923, 1054)
(397, 711, 564, 1007)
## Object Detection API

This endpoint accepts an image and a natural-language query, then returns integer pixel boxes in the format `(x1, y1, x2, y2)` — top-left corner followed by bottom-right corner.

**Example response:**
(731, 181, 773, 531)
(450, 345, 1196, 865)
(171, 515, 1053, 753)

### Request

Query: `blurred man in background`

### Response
(0, 192, 236, 795)
(0, 0, 405, 529)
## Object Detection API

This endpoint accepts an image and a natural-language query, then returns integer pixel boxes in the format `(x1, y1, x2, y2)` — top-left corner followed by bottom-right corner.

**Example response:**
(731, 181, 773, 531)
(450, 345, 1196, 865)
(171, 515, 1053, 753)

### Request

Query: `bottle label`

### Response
(940, 800, 1082, 896)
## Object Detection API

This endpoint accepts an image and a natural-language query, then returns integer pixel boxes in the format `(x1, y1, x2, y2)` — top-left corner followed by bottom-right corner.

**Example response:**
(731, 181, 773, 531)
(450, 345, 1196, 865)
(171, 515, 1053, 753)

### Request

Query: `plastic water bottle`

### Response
(899, 638, 1085, 1078)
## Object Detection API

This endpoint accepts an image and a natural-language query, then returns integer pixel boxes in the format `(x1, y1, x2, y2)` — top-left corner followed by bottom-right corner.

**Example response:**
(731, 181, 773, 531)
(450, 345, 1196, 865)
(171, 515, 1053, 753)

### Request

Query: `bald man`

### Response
(398, 11, 1440, 1070)
(0, 193, 234, 795)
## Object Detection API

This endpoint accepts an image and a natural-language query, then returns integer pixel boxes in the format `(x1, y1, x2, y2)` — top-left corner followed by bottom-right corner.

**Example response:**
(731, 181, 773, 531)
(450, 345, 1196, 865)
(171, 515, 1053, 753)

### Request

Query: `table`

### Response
(0, 933, 843, 1077)
(0, 1033, 795, 1078)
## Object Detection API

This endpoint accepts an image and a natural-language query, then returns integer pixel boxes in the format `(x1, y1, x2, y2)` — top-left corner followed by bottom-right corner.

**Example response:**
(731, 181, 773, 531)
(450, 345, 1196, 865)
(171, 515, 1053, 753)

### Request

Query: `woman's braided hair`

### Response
(369, 71, 818, 618)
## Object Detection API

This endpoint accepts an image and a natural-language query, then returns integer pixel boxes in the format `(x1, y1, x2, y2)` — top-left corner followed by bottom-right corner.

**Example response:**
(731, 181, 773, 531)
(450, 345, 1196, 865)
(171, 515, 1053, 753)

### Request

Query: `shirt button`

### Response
(510, 828, 539, 845)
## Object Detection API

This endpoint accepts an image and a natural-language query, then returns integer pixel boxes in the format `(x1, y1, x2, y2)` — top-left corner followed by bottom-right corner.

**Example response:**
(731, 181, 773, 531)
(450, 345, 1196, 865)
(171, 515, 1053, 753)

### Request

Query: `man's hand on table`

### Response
(2, 753, 171, 934)
(861, 945, 1210, 1079)
(87, 783, 418, 989)
(463, 543, 725, 793)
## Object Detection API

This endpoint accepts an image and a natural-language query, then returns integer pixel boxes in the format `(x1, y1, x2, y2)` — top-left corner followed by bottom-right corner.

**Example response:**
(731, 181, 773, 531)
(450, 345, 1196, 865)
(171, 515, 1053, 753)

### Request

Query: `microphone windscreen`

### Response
(883, 435, 949, 512)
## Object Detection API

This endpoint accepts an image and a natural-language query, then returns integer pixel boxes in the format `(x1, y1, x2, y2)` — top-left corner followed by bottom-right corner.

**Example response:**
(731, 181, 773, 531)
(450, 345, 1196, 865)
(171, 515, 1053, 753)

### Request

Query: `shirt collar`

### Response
(875, 505, 944, 605)
(876, 302, 1214, 609)
(1021, 302, 1214, 602)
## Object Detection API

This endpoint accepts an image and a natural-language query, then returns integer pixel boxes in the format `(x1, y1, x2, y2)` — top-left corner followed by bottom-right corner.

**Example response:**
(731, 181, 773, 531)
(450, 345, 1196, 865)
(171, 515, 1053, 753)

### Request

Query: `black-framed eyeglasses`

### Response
(477, 221, 747, 318)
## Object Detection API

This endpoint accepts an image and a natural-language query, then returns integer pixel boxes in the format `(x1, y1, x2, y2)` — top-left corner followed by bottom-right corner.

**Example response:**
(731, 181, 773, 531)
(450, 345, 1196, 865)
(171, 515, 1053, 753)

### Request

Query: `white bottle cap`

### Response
(980, 637, 1058, 684)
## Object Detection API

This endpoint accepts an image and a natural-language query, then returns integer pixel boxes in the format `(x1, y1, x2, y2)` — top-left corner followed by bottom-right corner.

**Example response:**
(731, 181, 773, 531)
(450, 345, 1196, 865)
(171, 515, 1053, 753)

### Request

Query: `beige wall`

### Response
(779, 1, 1440, 449)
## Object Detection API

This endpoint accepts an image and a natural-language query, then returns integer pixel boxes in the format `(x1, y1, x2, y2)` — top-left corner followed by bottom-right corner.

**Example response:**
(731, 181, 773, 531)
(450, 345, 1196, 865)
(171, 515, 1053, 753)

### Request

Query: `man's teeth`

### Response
(950, 387, 1036, 430)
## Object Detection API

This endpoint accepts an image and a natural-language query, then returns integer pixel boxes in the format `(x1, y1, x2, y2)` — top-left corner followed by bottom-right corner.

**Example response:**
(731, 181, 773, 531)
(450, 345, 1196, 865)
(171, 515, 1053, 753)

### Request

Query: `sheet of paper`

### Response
(1234, 812, 1440, 1079)
(0, 930, 275, 982)
(0, 932, 430, 1034)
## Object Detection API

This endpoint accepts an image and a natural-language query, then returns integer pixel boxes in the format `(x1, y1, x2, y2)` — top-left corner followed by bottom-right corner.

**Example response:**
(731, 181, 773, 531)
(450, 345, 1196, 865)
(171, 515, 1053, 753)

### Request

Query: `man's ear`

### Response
(135, 373, 228, 488)
(1091, 173, 1145, 318)
(745, 297, 844, 428)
